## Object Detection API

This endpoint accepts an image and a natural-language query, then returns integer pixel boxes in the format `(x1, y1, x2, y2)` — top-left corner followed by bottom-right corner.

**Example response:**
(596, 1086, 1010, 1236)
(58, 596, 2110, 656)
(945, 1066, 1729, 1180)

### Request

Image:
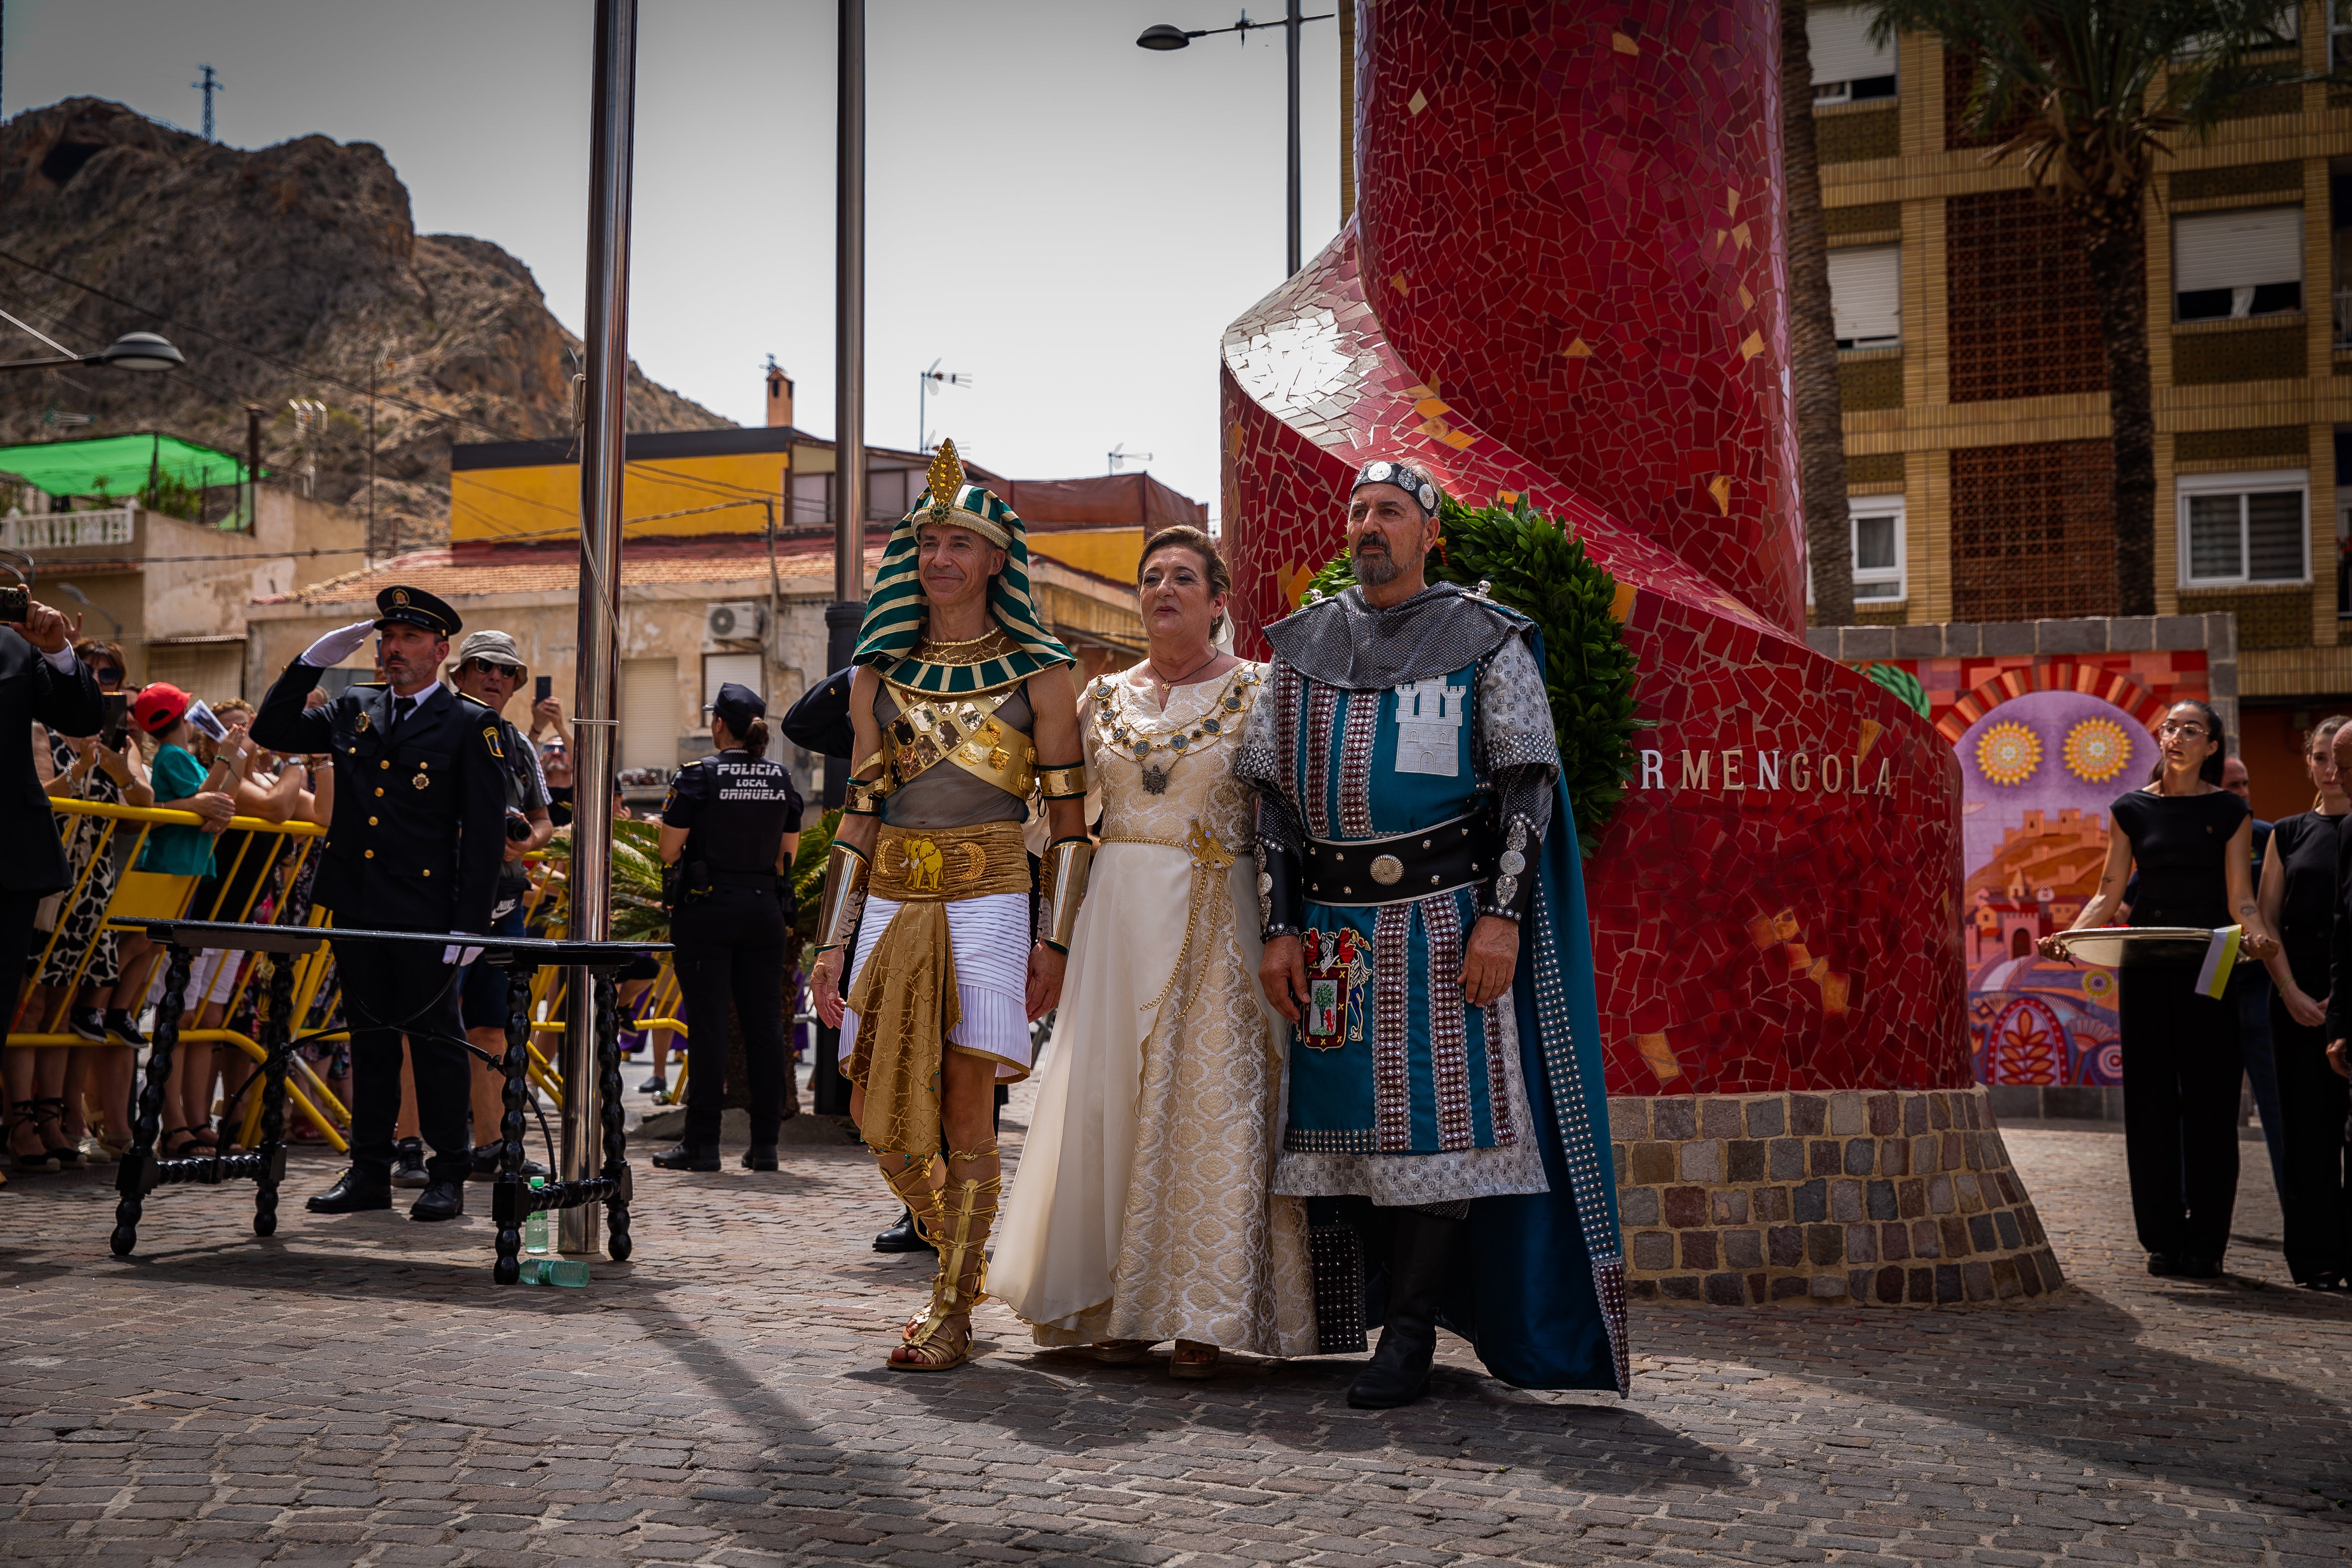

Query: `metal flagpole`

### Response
(564, 0, 639, 1255)
(1286, 0, 1303, 277)
(822, 0, 867, 812)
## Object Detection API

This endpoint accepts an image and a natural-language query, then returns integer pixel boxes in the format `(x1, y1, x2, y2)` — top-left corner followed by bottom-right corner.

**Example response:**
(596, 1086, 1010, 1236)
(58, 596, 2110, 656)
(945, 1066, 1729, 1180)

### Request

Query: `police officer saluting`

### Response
(252, 586, 506, 1221)
(652, 682, 802, 1173)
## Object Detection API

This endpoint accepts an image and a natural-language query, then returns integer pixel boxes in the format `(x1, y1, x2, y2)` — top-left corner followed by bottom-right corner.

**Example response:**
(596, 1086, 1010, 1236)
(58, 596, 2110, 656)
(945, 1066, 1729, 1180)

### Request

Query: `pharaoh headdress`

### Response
(851, 439, 1073, 695)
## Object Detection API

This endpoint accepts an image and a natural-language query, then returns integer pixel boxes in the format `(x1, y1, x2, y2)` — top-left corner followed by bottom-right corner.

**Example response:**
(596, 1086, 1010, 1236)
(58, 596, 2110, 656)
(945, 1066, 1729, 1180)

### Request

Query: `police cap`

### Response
(781, 666, 856, 759)
(374, 585, 462, 639)
(706, 681, 765, 734)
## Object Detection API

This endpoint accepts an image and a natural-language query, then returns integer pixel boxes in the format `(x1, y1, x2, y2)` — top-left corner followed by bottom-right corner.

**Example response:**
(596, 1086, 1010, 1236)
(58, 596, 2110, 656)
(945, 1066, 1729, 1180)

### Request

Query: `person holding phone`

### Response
(0, 593, 103, 1016)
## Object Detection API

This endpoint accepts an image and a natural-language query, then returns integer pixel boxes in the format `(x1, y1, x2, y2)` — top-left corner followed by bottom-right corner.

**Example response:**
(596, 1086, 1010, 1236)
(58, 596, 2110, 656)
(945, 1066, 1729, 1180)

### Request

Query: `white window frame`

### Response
(1849, 496, 1907, 603)
(2176, 469, 2310, 589)
(1807, 2, 1899, 103)
(1802, 495, 1908, 606)
(1828, 243, 1902, 350)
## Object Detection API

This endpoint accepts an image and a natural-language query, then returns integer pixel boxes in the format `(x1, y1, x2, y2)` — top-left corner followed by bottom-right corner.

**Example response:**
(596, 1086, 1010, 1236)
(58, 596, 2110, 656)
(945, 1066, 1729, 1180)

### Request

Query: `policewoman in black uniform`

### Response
(652, 682, 804, 1173)
(251, 585, 507, 1222)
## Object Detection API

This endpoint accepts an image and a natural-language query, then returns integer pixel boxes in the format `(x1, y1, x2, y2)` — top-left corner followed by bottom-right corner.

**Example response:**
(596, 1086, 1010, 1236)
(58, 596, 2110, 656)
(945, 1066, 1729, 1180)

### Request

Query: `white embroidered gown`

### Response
(993, 661, 1318, 1355)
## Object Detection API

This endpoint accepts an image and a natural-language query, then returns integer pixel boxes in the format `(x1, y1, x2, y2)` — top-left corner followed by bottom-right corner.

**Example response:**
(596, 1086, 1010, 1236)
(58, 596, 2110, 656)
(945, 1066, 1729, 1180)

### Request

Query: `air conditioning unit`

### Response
(705, 601, 766, 642)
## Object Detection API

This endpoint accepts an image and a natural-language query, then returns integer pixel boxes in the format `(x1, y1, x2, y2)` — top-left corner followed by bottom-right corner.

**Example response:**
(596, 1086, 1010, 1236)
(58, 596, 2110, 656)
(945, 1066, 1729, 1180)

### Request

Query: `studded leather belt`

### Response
(1303, 812, 1492, 907)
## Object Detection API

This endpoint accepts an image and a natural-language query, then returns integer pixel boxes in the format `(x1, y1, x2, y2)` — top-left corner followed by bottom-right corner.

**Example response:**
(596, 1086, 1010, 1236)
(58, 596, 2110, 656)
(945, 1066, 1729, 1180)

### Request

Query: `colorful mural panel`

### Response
(1854, 653, 2210, 1087)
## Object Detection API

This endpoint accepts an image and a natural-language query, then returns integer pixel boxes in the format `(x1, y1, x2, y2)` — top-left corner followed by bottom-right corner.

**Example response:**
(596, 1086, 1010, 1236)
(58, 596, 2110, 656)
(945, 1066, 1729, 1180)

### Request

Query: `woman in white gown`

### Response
(994, 526, 1316, 1376)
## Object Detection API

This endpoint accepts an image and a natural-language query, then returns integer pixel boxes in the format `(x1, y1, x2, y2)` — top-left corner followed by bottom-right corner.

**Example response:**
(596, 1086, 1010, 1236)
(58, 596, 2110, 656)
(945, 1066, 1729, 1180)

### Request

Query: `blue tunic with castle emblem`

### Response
(1239, 582, 1627, 1396)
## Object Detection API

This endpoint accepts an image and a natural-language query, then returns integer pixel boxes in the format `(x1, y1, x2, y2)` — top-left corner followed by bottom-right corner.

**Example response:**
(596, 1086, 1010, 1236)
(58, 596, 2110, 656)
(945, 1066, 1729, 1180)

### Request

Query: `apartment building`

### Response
(1810, 1, 2352, 807)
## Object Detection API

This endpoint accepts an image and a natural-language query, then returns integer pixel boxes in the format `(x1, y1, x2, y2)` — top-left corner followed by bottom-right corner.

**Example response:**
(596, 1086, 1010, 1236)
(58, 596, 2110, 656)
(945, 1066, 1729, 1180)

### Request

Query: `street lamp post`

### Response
(1139, 4, 1334, 277)
(824, 0, 867, 813)
(0, 312, 185, 375)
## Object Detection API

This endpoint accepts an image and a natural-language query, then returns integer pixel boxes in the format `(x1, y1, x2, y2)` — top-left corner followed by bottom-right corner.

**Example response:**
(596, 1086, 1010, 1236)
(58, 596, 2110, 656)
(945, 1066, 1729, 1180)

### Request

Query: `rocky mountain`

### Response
(0, 98, 732, 553)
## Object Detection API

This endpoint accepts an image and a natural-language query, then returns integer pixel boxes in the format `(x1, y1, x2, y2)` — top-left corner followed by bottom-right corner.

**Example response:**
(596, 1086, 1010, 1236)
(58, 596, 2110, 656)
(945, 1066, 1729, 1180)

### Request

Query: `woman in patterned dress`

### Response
(994, 526, 1315, 1377)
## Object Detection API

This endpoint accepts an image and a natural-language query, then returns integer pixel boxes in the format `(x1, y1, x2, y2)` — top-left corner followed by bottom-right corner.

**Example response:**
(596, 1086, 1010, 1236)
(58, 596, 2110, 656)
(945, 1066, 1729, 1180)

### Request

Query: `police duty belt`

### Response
(870, 679, 1037, 800)
(1303, 811, 1496, 906)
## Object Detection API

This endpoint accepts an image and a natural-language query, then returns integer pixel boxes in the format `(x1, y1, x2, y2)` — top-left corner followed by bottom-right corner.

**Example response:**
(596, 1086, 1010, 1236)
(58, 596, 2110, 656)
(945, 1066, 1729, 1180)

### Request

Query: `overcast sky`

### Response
(4, 0, 1345, 512)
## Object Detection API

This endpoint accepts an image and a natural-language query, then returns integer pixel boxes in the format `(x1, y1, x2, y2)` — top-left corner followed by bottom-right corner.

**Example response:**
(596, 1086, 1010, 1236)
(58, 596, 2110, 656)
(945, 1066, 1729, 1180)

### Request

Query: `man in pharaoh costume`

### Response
(1240, 458, 1628, 1407)
(811, 440, 1091, 1372)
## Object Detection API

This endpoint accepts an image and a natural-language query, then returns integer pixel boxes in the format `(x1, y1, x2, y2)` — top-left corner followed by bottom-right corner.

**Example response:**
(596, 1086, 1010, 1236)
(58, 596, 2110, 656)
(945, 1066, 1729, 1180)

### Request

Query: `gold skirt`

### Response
(844, 821, 1033, 1159)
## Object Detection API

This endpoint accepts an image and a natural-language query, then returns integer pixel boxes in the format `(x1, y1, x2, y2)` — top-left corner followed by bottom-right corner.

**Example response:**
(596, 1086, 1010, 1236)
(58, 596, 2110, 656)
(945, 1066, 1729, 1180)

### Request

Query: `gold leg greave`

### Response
(893, 1141, 1001, 1371)
(877, 1151, 945, 1243)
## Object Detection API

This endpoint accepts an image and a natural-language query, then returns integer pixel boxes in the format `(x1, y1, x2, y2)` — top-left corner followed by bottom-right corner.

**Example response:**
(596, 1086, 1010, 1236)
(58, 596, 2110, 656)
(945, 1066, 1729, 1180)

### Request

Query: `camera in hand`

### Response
(504, 808, 534, 843)
(0, 585, 26, 624)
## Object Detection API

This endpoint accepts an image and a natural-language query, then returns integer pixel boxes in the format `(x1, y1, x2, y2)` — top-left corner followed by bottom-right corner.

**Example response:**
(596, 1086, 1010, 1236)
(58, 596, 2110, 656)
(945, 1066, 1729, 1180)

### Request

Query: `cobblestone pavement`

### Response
(2, 1084, 2347, 1567)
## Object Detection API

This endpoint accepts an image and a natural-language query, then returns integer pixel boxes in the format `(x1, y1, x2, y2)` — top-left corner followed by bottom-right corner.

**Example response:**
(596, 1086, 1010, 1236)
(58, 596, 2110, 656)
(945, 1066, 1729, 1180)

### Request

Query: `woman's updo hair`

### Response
(717, 713, 771, 758)
(2149, 699, 2228, 786)
(1137, 525, 1232, 634)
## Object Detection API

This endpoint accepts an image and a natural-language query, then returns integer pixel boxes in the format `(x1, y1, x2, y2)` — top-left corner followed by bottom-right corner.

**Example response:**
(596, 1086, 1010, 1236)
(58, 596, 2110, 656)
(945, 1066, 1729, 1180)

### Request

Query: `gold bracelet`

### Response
(1037, 761, 1089, 800)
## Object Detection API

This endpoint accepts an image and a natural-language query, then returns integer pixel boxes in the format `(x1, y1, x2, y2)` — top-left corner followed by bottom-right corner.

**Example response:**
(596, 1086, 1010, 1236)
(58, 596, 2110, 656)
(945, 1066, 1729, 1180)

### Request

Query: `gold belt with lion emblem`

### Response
(870, 821, 1033, 903)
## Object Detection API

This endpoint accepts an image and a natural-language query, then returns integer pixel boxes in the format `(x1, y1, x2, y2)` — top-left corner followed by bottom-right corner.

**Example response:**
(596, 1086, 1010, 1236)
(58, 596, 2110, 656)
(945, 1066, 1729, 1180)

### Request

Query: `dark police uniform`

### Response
(251, 587, 506, 1202)
(658, 724, 804, 1166)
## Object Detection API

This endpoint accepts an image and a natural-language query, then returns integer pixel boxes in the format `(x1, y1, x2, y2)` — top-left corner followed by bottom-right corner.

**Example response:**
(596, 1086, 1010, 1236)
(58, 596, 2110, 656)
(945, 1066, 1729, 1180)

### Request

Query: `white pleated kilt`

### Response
(839, 889, 1034, 1080)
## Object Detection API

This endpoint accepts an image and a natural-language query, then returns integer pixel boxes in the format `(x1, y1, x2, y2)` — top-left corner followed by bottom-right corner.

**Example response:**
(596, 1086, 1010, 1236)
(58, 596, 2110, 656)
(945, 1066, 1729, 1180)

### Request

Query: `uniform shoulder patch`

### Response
(456, 691, 495, 712)
(481, 724, 504, 759)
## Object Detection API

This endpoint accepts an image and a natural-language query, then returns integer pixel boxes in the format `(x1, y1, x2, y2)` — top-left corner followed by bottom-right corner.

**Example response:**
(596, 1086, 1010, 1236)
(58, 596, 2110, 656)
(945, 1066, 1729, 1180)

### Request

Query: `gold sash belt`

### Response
(845, 821, 1033, 1160)
(870, 820, 1033, 903)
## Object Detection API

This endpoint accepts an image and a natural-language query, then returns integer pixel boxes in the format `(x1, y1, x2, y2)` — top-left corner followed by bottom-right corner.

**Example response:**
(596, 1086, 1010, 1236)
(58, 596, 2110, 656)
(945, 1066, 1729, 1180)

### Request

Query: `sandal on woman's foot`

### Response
(889, 1315, 974, 1372)
(8, 1112, 59, 1173)
(1089, 1339, 1152, 1365)
(1169, 1341, 1220, 1380)
(32, 1099, 83, 1168)
(159, 1127, 203, 1159)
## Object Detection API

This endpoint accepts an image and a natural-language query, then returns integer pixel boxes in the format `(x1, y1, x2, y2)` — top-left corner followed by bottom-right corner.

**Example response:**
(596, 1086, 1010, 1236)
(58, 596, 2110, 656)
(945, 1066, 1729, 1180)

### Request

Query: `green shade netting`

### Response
(0, 433, 258, 497)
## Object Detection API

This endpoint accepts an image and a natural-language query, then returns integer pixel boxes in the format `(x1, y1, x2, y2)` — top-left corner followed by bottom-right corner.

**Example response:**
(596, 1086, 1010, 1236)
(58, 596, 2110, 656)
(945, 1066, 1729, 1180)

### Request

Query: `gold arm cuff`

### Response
(1037, 761, 1089, 800)
(844, 778, 890, 816)
(1041, 837, 1094, 953)
(817, 842, 871, 952)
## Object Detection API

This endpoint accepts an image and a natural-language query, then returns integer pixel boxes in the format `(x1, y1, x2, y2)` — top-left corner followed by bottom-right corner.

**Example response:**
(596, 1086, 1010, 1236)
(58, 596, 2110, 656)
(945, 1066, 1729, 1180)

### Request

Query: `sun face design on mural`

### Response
(2062, 717, 2132, 783)
(1975, 721, 2042, 786)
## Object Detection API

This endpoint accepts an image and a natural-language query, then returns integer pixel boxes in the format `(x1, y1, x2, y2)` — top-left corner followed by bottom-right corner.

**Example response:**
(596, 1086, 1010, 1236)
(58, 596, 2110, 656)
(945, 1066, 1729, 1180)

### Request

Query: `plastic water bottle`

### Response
(524, 1177, 549, 1257)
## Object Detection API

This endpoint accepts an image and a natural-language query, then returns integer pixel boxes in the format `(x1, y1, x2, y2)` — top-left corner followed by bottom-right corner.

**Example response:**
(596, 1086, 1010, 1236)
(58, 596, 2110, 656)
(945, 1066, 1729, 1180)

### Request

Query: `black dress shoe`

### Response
(389, 1137, 431, 1189)
(307, 1168, 393, 1213)
(410, 1177, 467, 1222)
(873, 1206, 934, 1253)
(1348, 1209, 1465, 1410)
(741, 1145, 778, 1172)
(2147, 1252, 2182, 1277)
(468, 1143, 551, 1182)
(651, 1142, 719, 1172)
(2177, 1255, 2223, 1280)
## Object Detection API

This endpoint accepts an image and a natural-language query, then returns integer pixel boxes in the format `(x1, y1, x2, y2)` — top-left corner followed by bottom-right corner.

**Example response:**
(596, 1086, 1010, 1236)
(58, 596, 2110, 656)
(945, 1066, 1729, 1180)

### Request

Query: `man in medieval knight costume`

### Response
(810, 440, 1091, 1372)
(1239, 457, 1628, 1407)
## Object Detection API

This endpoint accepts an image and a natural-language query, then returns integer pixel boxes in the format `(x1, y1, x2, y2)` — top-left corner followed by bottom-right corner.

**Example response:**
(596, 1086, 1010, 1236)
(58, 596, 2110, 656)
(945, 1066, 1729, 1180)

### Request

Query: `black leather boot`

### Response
(307, 1166, 393, 1213)
(651, 1142, 720, 1172)
(873, 1206, 934, 1253)
(1347, 1209, 1464, 1410)
(410, 1176, 467, 1221)
(741, 1145, 779, 1172)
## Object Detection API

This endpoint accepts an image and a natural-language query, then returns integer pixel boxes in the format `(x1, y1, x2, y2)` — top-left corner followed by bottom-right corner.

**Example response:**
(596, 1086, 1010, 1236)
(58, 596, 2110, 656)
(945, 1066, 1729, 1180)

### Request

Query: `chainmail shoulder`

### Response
(1261, 583, 1529, 691)
(1236, 665, 1306, 856)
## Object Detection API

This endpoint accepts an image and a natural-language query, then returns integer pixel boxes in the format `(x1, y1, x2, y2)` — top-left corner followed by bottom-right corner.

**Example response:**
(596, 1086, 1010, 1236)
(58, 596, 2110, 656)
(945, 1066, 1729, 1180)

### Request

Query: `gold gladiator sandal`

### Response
(877, 1152, 948, 1342)
(889, 1142, 1000, 1372)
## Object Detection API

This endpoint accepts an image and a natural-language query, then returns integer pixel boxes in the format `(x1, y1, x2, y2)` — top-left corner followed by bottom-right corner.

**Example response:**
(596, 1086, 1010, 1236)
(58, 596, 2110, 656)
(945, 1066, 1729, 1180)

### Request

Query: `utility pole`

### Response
(365, 357, 377, 558)
(243, 404, 262, 533)
(192, 65, 222, 142)
(823, 0, 867, 811)
(565, 0, 641, 1258)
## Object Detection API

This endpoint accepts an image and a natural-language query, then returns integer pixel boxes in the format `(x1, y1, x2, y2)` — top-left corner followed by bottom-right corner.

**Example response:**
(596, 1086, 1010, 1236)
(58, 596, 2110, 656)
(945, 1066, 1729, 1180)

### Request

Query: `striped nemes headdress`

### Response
(851, 438, 1073, 695)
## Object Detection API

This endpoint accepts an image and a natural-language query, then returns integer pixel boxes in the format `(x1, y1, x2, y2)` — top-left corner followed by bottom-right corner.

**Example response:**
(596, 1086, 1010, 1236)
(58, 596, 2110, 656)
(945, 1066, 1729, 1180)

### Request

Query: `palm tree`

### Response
(1784, 0, 1855, 626)
(1867, 0, 2301, 616)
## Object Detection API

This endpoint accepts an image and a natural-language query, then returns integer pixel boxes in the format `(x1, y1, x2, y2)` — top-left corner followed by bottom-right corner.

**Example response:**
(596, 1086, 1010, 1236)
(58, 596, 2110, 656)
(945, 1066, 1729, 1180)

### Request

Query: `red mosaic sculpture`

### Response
(1222, 0, 1966, 1093)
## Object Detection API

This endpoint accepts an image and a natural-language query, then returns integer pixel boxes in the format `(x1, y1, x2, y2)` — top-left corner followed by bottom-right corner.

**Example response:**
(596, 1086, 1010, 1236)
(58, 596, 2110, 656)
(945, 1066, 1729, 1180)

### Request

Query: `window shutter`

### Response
(2174, 207, 2303, 294)
(620, 657, 678, 772)
(1807, 4, 1895, 86)
(1827, 245, 1901, 345)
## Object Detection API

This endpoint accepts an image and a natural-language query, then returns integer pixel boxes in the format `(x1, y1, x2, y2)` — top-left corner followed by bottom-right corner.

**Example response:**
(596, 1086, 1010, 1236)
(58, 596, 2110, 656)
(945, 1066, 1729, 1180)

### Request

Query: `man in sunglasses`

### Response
(447, 630, 555, 1181)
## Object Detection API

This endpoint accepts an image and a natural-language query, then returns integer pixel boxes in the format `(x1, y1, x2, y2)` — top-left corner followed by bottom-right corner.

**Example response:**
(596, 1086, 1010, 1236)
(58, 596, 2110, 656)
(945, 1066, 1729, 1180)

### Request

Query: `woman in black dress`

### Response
(2262, 717, 2352, 1288)
(2042, 699, 2278, 1279)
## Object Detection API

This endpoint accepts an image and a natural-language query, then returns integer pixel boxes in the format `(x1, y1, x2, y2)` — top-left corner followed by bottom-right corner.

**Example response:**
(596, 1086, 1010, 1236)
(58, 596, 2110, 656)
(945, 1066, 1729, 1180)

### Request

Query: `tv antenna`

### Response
(917, 359, 973, 454)
(192, 65, 223, 142)
(1108, 444, 1154, 474)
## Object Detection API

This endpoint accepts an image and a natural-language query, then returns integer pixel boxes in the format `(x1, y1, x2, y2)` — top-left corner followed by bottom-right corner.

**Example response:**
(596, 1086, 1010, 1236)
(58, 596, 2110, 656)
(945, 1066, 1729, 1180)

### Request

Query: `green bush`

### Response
(1304, 495, 1642, 854)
